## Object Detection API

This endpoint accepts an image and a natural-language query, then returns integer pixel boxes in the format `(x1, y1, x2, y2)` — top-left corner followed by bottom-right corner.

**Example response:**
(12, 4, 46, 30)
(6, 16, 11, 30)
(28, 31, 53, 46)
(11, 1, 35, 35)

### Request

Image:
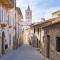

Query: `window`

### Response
(0, 5, 2, 23)
(9, 34, 11, 45)
(56, 37, 60, 52)
(37, 39, 38, 48)
(43, 36, 44, 43)
(34, 28, 35, 33)
(0, 6, 1, 22)
(37, 28, 39, 34)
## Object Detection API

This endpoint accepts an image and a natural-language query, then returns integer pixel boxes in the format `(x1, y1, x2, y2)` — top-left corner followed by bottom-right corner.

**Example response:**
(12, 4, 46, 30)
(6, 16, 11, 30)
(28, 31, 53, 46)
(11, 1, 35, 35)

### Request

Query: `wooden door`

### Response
(47, 35, 50, 58)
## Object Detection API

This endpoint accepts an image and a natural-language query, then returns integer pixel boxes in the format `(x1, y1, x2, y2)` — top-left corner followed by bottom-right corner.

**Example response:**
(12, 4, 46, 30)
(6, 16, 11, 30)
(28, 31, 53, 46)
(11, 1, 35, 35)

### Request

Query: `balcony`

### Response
(0, 21, 7, 28)
(0, 0, 15, 9)
(0, 24, 7, 28)
(9, 25, 12, 28)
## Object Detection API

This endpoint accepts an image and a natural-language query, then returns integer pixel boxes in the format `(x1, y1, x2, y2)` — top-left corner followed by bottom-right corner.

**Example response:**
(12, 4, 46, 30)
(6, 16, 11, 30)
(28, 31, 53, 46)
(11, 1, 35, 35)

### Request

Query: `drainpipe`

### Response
(14, 0, 17, 49)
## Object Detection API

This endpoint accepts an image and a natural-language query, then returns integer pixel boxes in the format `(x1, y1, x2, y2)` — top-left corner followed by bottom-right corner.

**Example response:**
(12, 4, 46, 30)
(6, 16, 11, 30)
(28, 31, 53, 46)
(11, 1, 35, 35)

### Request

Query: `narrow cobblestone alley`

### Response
(0, 44, 45, 60)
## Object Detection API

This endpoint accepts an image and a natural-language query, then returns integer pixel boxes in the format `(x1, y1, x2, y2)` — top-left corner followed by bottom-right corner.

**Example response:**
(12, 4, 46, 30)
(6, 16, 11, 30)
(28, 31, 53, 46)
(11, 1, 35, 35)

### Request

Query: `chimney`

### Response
(41, 18, 45, 22)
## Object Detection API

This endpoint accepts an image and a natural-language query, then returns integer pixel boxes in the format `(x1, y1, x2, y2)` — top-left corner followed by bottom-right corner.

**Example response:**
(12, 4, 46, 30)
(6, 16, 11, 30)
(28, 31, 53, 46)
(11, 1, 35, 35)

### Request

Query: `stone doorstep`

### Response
(0, 48, 13, 57)
(44, 58, 49, 60)
(0, 54, 2, 57)
(39, 53, 49, 60)
(35, 48, 49, 60)
(37, 48, 40, 50)
(5, 48, 14, 54)
(34, 48, 40, 50)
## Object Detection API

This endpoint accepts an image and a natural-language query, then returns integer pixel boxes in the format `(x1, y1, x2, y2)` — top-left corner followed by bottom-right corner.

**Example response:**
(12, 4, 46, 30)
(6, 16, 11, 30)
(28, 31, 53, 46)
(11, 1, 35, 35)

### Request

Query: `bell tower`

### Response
(25, 5, 32, 25)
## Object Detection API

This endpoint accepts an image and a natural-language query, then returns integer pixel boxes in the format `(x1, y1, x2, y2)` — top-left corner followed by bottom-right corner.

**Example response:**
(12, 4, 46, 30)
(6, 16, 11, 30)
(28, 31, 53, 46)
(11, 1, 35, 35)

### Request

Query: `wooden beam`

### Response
(0, 0, 14, 9)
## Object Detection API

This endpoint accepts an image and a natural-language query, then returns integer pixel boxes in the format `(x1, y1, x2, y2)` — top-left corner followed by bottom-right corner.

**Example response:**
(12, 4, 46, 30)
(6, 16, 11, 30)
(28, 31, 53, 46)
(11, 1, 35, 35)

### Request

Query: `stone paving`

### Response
(0, 44, 46, 60)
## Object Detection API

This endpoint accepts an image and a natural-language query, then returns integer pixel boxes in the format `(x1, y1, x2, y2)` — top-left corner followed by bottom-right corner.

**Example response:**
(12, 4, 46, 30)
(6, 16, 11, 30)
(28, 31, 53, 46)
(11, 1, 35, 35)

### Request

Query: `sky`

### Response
(16, 0, 60, 23)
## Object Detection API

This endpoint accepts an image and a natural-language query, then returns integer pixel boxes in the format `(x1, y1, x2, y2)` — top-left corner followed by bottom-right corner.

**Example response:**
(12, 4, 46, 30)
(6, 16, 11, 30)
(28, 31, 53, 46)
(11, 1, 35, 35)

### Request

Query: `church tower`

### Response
(25, 5, 32, 25)
(23, 6, 32, 44)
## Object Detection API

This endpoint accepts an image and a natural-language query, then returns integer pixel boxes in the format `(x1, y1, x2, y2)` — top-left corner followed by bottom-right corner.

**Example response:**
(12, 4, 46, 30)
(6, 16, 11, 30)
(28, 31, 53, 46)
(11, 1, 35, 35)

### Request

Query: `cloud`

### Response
(16, 0, 60, 23)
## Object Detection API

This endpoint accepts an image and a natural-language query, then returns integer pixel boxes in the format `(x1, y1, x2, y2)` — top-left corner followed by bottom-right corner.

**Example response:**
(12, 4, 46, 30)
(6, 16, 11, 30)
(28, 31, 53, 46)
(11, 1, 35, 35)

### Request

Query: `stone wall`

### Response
(43, 23, 60, 60)
(0, 29, 2, 56)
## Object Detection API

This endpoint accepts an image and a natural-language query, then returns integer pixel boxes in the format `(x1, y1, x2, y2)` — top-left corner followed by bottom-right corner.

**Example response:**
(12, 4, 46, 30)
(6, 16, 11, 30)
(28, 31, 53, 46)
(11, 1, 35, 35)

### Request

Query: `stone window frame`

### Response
(56, 37, 60, 52)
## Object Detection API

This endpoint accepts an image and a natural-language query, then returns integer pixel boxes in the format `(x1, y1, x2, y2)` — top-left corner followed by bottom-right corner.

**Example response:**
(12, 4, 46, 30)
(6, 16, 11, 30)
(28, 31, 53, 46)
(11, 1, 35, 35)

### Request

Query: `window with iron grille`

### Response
(56, 37, 60, 52)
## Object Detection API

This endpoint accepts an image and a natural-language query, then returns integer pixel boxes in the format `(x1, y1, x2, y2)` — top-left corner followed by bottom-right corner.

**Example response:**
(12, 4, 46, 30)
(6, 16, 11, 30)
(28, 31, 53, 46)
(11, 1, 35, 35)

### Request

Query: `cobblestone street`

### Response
(0, 44, 46, 60)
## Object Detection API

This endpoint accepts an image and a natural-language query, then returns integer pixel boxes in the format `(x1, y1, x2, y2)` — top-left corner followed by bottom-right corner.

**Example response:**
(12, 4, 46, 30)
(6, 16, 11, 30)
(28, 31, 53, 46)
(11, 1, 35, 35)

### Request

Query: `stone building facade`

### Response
(31, 11, 60, 60)
(31, 20, 45, 49)
(0, 0, 15, 56)
(42, 11, 60, 60)
(6, 7, 23, 49)
(0, 0, 23, 56)
(15, 7, 23, 47)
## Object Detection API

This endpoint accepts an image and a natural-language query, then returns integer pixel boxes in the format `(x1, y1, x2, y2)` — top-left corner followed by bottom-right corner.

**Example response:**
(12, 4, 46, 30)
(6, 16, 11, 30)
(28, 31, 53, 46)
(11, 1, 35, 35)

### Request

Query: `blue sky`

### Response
(16, 0, 60, 23)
